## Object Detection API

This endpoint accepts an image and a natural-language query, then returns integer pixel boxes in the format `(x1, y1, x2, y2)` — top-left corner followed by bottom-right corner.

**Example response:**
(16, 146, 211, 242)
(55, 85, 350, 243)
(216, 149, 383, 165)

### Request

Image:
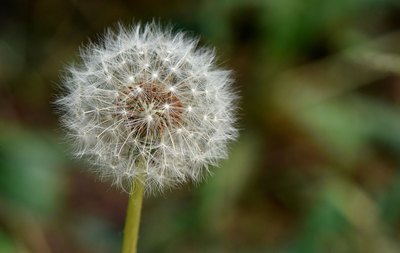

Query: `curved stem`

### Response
(122, 179, 144, 253)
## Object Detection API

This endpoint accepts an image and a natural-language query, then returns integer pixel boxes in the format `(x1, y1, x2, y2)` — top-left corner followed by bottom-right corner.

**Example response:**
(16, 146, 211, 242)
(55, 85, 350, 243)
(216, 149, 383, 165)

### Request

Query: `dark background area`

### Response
(2, 0, 400, 252)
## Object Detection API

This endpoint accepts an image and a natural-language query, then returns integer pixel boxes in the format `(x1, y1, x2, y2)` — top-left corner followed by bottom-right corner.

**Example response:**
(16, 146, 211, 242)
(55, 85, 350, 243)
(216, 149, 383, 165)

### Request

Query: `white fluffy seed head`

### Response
(56, 22, 238, 194)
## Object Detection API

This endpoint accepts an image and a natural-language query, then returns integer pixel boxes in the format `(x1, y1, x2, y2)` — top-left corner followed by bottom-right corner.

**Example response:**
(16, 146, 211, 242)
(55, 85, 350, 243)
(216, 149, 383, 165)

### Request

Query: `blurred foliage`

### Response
(0, 122, 65, 216)
(2, 0, 400, 252)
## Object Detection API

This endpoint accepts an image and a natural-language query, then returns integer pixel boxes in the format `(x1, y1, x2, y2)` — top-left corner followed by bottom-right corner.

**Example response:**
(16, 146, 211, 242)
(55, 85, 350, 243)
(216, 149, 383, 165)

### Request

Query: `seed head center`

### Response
(116, 81, 184, 139)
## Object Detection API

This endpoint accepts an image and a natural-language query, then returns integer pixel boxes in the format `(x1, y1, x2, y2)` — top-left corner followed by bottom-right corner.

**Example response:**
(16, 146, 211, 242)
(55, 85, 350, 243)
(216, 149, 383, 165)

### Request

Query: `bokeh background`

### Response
(2, 0, 400, 252)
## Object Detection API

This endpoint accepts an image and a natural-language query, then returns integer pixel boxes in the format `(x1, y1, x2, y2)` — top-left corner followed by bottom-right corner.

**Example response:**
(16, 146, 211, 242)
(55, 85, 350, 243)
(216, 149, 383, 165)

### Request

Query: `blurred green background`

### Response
(2, 0, 400, 252)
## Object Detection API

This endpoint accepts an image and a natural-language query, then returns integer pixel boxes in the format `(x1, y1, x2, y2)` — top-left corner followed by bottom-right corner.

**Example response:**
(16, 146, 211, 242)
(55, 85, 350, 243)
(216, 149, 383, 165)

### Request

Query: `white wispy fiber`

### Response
(56, 22, 238, 194)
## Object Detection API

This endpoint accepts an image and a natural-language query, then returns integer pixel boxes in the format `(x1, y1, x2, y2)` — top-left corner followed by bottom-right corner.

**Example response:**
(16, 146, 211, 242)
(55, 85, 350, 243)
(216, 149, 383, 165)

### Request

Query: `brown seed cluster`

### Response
(115, 81, 184, 139)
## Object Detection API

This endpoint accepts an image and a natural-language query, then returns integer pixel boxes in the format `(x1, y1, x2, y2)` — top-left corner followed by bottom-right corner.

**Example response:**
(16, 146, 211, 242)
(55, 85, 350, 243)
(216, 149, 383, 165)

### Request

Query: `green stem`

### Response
(121, 178, 144, 253)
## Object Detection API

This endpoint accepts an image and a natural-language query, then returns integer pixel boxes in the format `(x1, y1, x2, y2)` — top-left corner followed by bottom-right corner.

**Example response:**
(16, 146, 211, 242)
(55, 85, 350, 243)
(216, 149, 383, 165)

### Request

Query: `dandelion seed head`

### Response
(56, 22, 238, 194)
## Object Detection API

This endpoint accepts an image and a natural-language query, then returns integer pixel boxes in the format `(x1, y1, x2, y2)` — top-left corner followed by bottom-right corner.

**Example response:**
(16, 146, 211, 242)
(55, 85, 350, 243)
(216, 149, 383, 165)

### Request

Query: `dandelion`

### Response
(56, 22, 238, 252)
(57, 22, 237, 192)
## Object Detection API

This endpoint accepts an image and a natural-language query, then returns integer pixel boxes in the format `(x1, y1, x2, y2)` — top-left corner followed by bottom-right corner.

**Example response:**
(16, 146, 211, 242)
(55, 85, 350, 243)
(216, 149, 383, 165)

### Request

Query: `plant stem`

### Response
(121, 178, 144, 253)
